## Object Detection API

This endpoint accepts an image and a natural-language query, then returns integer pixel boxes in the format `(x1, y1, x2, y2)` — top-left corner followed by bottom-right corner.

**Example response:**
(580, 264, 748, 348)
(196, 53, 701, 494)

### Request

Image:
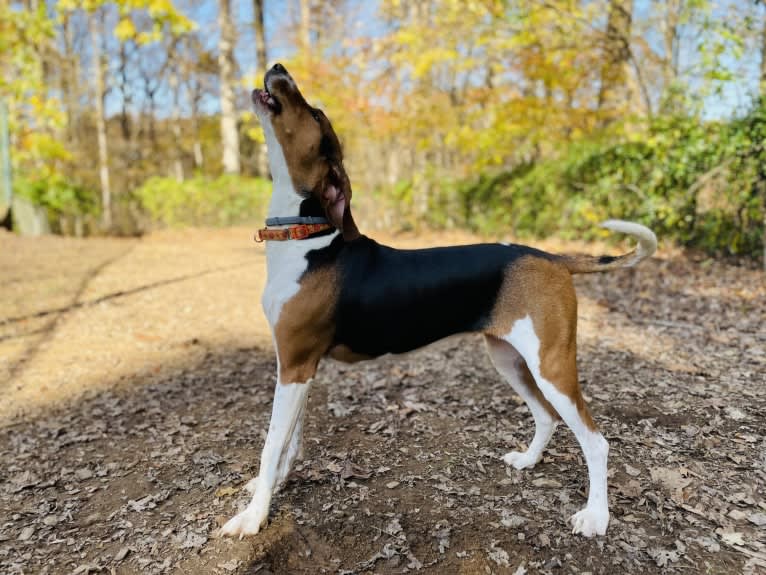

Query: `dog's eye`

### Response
(310, 109, 321, 122)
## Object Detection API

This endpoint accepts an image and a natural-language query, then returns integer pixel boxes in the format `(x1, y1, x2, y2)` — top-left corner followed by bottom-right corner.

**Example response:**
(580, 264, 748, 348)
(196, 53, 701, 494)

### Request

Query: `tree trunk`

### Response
(189, 78, 204, 170)
(760, 7, 766, 97)
(191, 107, 204, 171)
(254, 0, 268, 73)
(90, 11, 112, 230)
(218, 0, 240, 174)
(61, 11, 78, 145)
(145, 84, 159, 151)
(300, 0, 311, 50)
(118, 43, 132, 143)
(169, 66, 184, 182)
(657, 0, 681, 114)
(253, 0, 270, 177)
(661, 0, 680, 87)
(760, 8, 766, 270)
(598, 0, 634, 121)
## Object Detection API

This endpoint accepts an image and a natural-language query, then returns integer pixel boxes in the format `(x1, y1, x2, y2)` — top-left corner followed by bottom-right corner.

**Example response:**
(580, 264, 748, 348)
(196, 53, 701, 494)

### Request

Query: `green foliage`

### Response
(133, 175, 271, 227)
(1, 3, 65, 168)
(429, 100, 766, 258)
(15, 174, 99, 217)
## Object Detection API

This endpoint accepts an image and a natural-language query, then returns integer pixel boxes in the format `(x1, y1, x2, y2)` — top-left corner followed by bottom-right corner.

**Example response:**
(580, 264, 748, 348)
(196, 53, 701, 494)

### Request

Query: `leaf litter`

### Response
(0, 230, 764, 574)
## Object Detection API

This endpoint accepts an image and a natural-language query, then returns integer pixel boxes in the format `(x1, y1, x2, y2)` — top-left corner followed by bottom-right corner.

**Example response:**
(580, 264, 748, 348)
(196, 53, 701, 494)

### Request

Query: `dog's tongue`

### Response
(323, 185, 345, 225)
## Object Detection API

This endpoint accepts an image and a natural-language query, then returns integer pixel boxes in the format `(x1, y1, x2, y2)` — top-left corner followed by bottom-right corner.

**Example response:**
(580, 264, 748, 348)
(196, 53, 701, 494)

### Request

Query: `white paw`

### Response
(244, 477, 259, 495)
(503, 450, 540, 470)
(570, 507, 609, 537)
(220, 506, 269, 539)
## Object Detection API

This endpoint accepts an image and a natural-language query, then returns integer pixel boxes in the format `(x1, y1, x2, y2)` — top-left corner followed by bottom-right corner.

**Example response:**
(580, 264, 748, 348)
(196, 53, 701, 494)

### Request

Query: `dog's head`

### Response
(252, 63, 359, 241)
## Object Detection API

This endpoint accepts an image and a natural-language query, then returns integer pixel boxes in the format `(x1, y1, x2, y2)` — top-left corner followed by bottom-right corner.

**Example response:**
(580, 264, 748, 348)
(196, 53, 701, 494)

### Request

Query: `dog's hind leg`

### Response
(485, 335, 559, 469)
(505, 314, 609, 537)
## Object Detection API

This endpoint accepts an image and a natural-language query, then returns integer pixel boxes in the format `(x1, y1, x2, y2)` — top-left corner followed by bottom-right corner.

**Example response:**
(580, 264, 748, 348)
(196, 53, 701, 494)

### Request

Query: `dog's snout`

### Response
(271, 63, 286, 74)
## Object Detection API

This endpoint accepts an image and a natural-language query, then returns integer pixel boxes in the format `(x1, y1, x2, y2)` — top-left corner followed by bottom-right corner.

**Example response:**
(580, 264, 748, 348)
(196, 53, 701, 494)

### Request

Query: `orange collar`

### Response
(255, 223, 334, 242)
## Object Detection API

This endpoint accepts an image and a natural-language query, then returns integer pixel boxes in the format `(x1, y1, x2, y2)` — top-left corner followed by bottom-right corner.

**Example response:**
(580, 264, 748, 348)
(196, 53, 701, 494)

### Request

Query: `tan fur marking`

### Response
(274, 265, 338, 383)
(266, 71, 359, 239)
(328, 344, 374, 363)
(270, 102, 327, 195)
(487, 256, 597, 431)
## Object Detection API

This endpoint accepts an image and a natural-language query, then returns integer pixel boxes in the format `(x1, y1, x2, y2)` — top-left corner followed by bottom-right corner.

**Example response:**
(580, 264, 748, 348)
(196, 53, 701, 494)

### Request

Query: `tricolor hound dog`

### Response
(220, 63, 657, 539)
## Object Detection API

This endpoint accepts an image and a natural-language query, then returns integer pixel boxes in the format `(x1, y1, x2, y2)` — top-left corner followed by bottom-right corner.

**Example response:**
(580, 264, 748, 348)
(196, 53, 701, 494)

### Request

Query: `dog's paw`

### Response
(570, 507, 609, 537)
(220, 506, 269, 539)
(502, 450, 540, 470)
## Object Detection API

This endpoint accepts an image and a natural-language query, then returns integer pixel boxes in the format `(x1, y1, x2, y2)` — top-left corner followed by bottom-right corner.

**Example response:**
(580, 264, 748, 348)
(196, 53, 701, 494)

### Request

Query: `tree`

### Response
(251, 0, 269, 176)
(168, 43, 184, 182)
(761, 4, 766, 96)
(300, 0, 311, 50)
(58, 9, 81, 148)
(254, 0, 268, 73)
(183, 36, 217, 171)
(1, 4, 63, 168)
(598, 0, 634, 122)
(218, 0, 240, 174)
(660, 0, 681, 86)
(56, 0, 192, 229)
(90, 9, 112, 229)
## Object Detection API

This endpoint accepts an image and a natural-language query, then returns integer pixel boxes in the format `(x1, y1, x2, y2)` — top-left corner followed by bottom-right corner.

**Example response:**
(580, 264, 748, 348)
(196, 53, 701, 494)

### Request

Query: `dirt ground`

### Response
(0, 227, 764, 575)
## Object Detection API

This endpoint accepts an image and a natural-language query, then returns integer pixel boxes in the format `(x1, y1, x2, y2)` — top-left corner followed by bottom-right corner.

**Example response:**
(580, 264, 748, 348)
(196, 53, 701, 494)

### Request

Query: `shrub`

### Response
(427, 100, 765, 259)
(133, 175, 272, 228)
(14, 173, 99, 218)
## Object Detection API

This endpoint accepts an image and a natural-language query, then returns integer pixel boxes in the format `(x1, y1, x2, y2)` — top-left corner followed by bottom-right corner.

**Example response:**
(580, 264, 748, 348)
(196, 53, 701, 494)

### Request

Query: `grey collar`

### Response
(265, 216, 329, 226)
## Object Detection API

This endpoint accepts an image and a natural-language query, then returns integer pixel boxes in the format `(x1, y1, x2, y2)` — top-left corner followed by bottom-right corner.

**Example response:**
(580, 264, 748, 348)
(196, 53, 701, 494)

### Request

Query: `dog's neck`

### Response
(263, 121, 303, 219)
(261, 117, 339, 274)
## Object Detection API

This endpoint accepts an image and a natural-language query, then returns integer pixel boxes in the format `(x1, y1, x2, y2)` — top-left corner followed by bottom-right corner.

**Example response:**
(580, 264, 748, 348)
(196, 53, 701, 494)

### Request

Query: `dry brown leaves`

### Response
(0, 230, 764, 574)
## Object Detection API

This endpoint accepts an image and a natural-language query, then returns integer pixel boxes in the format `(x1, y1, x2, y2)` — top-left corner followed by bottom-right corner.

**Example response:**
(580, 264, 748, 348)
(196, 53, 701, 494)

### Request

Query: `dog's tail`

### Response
(558, 220, 657, 274)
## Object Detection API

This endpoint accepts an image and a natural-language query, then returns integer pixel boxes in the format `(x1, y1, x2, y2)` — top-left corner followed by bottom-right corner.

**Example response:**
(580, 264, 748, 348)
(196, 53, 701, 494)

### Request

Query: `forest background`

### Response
(2, 0, 765, 261)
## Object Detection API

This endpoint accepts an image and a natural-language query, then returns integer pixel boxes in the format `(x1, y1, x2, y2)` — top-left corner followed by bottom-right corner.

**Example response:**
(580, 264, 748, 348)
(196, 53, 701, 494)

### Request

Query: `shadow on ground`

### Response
(1, 231, 764, 574)
(1, 331, 762, 575)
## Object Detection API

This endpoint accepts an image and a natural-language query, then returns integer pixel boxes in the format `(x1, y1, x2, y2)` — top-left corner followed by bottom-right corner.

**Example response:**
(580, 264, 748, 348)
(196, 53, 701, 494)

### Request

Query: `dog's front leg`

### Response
(220, 379, 311, 538)
(244, 394, 305, 495)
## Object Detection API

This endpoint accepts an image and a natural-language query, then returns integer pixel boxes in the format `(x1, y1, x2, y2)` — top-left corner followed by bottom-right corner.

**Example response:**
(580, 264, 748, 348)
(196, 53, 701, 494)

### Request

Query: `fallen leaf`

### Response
(18, 526, 34, 541)
(716, 528, 745, 546)
(215, 485, 239, 498)
(532, 478, 562, 488)
(724, 406, 747, 421)
(218, 559, 241, 572)
(647, 548, 680, 567)
(341, 461, 371, 480)
(487, 541, 510, 567)
(114, 547, 130, 562)
(650, 467, 692, 503)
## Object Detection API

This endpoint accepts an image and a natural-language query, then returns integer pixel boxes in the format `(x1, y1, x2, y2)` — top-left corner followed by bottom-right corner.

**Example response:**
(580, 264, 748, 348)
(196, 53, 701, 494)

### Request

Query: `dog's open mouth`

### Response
(252, 88, 281, 114)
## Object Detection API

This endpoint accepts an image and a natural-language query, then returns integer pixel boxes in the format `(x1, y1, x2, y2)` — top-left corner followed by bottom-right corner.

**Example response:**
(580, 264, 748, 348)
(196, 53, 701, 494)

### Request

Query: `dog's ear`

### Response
(321, 163, 359, 241)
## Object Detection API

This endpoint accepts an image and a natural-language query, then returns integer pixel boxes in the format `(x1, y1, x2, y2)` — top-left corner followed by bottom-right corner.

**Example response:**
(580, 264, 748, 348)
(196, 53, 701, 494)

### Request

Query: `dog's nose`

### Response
(271, 63, 286, 74)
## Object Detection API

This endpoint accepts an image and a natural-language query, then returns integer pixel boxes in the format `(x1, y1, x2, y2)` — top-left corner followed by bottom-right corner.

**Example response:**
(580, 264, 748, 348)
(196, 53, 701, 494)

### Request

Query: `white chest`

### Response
(261, 233, 338, 328)
(258, 113, 338, 329)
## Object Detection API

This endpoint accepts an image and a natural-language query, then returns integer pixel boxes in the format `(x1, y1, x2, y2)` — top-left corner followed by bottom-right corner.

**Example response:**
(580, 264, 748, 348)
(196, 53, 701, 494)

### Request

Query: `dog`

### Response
(220, 63, 657, 539)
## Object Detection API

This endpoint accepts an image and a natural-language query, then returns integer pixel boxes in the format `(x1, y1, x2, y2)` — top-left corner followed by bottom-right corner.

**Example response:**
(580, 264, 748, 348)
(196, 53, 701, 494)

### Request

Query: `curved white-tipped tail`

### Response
(561, 219, 658, 274)
(600, 219, 658, 266)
